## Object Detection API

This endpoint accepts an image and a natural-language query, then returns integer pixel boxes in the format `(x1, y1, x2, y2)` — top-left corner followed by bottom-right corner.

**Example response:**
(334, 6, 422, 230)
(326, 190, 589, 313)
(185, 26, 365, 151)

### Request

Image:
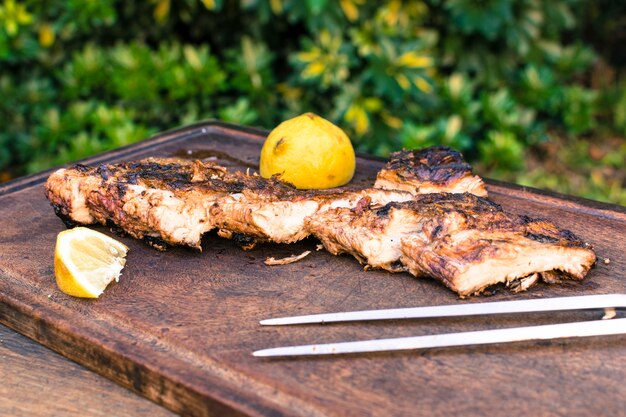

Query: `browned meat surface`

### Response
(46, 146, 482, 249)
(375, 146, 488, 197)
(399, 197, 596, 296)
(45, 146, 596, 296)
(210, 182, 414, 245)
(45, 158, 416, 249)
(308, 193, 596, 296)
(209, 176, 325, 244)
(45, 158, 234, 249)
(305, 199, 422, 272)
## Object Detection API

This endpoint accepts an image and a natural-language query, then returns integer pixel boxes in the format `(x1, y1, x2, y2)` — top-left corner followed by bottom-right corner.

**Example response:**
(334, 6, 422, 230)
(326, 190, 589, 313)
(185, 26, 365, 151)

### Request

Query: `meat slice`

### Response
(305, 200, 423, 272)
(45, 145, 484, 249)
(375, 146, 488, 197)
(45, 156, 419, 250)
(401, 229, 595, 297)
(208, 175, 323, 245)
(210, 180, 414, 245)
(44, 146, 597, 296)
(308, 193, 596, 296)
(209, 146, 485, 245)
(45, 158, 232, 249)
(399, 195, 596, 296)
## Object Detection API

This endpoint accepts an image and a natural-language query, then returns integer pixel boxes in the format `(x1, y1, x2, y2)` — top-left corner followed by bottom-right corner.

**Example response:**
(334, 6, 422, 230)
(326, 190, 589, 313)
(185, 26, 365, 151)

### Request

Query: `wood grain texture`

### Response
(1, 121, 625, 417)
(0, 324, 176, 417)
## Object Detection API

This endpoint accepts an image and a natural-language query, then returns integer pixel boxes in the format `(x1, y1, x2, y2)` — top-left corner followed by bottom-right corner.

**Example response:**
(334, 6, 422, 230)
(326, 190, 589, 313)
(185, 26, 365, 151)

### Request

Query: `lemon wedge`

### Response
(259, 112, 356, 189)
(54, 227, 129, 298)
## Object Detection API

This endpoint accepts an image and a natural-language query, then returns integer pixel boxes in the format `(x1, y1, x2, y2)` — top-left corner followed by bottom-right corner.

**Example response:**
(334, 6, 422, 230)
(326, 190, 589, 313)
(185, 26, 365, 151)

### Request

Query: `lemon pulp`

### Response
(54, 227, 129, 298)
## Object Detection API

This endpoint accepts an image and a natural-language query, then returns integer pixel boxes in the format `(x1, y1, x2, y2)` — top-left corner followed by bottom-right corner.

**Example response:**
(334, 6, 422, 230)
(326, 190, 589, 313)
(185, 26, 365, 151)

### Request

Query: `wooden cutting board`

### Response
(1, 122, 625, 417)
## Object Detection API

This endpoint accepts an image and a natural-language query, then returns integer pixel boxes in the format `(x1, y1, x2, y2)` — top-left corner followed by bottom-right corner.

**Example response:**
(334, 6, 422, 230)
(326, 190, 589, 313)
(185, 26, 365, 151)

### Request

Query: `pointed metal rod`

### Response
(253, 317, 626, 357)
(260, 294, 626, 326)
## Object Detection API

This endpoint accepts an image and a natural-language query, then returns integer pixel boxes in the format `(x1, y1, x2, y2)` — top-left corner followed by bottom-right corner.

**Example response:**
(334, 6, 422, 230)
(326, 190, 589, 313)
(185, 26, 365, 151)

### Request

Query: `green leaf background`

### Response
(1, 0, 625, 204)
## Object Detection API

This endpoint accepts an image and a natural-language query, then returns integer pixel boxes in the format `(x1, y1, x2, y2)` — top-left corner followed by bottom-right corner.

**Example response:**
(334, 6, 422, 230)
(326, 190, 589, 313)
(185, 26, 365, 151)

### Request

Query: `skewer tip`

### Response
(260, 317, 318, 326)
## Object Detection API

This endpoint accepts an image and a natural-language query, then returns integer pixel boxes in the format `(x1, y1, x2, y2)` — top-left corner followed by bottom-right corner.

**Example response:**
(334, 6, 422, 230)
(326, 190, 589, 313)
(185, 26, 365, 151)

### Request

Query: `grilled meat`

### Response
(305, 198, 422, 272)
(308, 193, 595, 296)
(375, 146, 488, 197)
(45, 146, 596, 296)
(45, 158, 233, 249)
(211, 145, 485, 245)
(45, 157, 416, 249)
(210, 184, 414, 245)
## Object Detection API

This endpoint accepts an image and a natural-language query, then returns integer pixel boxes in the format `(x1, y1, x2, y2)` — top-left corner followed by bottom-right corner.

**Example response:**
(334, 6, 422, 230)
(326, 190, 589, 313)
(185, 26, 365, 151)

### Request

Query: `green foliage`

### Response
(1, 0, 625, 203)
(516, 136, 626, 206)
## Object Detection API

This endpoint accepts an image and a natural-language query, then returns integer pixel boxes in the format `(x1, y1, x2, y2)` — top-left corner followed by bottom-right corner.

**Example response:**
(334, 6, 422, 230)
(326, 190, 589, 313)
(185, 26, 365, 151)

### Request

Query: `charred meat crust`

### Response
(376, 194, 590, 249)
(232, 233, 257, 250)
(51, 203, 77, 228)
(384, 146, 475, 180)
(309, 193, 596, 296)
(375, 146, 488, 197)
(45, 158, 233, 250)
(143, 235, 169, 251)
(44, 147, 596, 296)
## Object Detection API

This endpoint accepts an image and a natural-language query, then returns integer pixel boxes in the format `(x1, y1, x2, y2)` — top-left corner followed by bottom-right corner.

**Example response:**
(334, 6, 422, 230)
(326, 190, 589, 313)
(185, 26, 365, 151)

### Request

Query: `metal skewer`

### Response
(253, 294, 626, 357)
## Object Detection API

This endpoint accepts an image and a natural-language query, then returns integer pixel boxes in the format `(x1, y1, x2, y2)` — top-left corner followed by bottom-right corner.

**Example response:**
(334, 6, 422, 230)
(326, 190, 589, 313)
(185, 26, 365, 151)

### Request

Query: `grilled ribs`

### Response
(308, 194, 595, 296)
(45, 146, 596, 296)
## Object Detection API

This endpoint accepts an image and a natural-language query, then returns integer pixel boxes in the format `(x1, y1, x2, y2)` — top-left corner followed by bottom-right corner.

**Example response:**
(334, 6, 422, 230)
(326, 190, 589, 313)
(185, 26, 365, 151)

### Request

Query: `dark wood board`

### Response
(1, 121, 625, 417)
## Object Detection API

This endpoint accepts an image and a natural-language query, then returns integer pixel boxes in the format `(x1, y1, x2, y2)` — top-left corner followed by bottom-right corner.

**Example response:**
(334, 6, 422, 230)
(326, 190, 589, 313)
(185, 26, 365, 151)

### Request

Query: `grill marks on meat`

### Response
(401, 195, 594, 296)
(211, 186, 414, 245)
(45, 157, 415, 249)
(309, 194, 595, 296)
(45, 146, 596, 296)
(375, 146, 488, 197)
(46, 158, 232, 249)
(306, 200, 423, 272)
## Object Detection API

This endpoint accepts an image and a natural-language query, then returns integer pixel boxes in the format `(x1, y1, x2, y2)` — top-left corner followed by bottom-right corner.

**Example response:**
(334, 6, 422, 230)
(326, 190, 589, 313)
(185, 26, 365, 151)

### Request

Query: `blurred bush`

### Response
(1, 0, 625, 203)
